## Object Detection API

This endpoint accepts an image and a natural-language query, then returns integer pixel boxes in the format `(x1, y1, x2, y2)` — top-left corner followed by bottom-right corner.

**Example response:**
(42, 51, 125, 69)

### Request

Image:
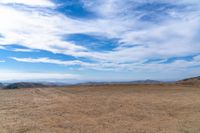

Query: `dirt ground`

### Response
(0, 84, 200, 133)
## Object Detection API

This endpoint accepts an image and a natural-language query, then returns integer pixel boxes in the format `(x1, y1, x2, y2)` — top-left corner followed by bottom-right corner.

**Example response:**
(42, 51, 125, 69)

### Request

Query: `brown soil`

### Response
(0, 84, 200, 133)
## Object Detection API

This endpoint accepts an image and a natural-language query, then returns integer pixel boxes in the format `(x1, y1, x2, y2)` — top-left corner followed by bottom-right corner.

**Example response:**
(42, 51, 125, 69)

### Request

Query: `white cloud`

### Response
(11, 57, 86, 66)
(12, 48, 34, 52)
(0, 71, 80, 81)
(10, 57, 115, 71)
(0, 0, 55, 7)
(10, 55, 200, 73)
(0, 46, 6, 50)
(0, 0, 200, 73)
(194, 55, 200, 62)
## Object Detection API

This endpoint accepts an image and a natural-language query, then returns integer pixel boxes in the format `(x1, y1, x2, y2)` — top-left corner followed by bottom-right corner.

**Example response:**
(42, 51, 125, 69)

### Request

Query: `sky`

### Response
(0, 0, 200, 82)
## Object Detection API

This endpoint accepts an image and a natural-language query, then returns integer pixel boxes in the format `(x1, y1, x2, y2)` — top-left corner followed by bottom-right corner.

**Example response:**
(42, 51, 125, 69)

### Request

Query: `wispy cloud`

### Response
(0, 46, 6, 50)
(0, 0, 200, 80)
(0, 71, 80, 82)
(11, 57, 86, 66)
(0, 0, 55, 7)
(10, 55, 200, 72)
(12, 48, 34, 52)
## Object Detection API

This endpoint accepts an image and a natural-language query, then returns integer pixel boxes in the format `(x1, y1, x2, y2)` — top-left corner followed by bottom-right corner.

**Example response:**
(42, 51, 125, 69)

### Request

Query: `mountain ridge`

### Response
(1, 76, 200, 89)
(176, 76, 200, 86)
(3, 82, 48, 89)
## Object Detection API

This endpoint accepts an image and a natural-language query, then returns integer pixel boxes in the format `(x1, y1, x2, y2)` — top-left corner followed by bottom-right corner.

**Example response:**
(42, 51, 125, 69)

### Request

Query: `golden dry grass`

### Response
(0, 84, 200, 133)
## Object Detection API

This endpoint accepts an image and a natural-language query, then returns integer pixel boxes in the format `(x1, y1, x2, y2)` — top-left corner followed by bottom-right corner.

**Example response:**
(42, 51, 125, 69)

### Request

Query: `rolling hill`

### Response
(177, 76, 200, 85)
(0, 83, 3, 88)
(3, 82, 47, 89)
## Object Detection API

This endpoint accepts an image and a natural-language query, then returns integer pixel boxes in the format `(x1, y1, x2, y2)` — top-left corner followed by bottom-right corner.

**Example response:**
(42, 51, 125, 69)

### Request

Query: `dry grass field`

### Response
(0, 84, 200, 133)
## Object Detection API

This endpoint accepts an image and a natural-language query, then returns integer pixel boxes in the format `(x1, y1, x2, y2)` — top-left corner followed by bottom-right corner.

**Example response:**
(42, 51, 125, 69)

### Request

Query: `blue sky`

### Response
(0, 0, 200, 82)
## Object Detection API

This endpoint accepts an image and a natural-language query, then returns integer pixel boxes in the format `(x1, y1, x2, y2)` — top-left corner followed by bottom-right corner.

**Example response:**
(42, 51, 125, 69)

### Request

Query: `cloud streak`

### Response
(10, 55, 200, 73)
(0, 71, 80, 82)
(0, 0, 200, 80)
(0, 0, 55, 7)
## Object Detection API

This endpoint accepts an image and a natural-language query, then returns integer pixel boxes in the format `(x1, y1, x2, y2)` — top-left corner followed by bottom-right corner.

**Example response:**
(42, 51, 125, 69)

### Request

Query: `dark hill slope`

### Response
(177, 76, 200, 86)
(0, 83, 3, 88)
(4, 82, 47, 89)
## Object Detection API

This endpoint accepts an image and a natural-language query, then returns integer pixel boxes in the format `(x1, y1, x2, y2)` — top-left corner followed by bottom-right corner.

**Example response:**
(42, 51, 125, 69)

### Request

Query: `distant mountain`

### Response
(1, 79, 164, 89)
(77, 80, 163, 86)
(177, 76, 200, 85)
(128, 80, 163, 84)
(0, 83, 4, 88)
(3, 82, 47, 89)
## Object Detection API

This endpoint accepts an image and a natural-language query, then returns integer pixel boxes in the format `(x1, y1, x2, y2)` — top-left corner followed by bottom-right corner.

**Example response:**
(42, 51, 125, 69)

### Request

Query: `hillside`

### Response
(0, 83, 3, 88)
(3, 82, 47, 89)
(177, 76, 200, 85)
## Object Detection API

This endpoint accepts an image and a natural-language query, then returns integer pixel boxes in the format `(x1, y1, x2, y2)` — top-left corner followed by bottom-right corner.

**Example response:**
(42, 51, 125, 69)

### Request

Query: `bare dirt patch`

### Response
(0, 84, 200, 133)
